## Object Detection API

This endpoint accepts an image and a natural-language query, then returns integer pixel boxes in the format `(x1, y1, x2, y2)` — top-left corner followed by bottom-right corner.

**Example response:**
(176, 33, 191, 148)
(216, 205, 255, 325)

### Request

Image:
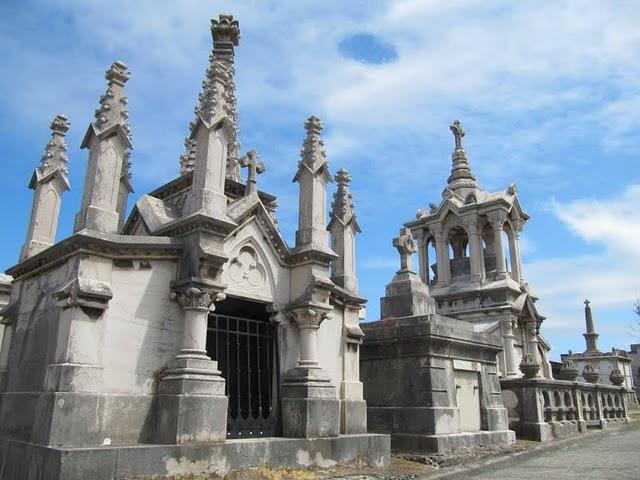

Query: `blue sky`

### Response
(1, 0, 639, 361)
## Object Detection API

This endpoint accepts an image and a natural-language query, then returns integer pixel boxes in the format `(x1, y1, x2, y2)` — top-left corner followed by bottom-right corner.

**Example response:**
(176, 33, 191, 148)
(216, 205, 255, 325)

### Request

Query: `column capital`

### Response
(171, 281, 226, 312)
(488, 211, 508, 229)
(461, 215, 481, 234)
(287, 307, 330, 330)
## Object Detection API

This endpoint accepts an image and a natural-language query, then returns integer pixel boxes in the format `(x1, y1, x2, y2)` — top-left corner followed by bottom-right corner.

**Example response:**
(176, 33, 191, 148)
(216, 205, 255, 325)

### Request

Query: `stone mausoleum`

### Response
(0, 14, 388, 480)
(361, 119, 631, 449)
(560, 301, 634, 395)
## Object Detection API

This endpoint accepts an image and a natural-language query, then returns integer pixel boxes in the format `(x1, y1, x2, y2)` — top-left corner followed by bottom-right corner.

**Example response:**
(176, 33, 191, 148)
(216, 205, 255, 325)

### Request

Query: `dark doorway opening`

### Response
(206, 297, 281, 439)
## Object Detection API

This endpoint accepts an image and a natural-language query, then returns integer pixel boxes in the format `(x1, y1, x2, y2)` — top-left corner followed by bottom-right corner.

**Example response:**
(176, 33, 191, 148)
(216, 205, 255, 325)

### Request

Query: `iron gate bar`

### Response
(207, 312, 280, 438)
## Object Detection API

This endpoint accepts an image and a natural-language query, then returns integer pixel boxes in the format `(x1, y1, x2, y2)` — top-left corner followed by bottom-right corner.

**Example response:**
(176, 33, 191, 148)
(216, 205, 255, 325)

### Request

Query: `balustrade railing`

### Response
(501, 377, 630, 441)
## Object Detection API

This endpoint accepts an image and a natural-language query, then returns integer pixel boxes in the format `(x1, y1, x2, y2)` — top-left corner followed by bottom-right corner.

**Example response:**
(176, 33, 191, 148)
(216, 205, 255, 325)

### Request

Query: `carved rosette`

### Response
(287, 307, 330, 330)
(172, 286, 226, 312)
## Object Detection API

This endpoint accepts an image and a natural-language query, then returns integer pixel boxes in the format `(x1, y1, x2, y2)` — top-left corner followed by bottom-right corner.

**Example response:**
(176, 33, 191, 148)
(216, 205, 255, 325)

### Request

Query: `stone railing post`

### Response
(520, 380, 553, 441)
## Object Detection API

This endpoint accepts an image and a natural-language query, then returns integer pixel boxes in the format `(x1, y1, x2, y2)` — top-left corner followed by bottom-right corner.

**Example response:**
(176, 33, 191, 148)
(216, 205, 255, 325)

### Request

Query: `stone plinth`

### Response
(361, 314, 514, 453)
(380, 270, 434, 319)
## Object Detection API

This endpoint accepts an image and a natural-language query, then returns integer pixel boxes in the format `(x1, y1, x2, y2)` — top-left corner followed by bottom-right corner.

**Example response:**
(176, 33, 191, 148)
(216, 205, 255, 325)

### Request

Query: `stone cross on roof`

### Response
(584, 299, 590, 307)
(239, 149, 264, 195)
(450, 119, 465, 150)
(393, 227, 417, 272)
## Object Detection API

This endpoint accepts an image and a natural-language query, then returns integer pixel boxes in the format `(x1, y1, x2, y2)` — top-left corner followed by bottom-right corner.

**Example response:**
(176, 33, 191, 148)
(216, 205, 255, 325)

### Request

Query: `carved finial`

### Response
(450, 119, 465, 150)
(305, 115, 323, 135)
(39, 114, 70, 176)
(186, 15, 241, 180)
(329, 168, 358, 227)
(584, 299, 590, 307)
(299, 115, 327, 171)
(446, 119, 478, 193)
(211, 14, 240, 47)
(393, 227, 417, 272)
(93, 61, 131, 140)
(239, 149, 265, 195)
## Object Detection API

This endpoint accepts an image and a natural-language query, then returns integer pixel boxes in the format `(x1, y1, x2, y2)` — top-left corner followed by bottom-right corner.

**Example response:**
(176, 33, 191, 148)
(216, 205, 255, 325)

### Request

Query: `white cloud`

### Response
(525, 184, 640, 342)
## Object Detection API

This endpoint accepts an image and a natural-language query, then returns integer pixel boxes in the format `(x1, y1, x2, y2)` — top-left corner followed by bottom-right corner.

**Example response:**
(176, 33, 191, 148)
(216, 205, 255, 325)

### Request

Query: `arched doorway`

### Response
(206, 296, 281, 438)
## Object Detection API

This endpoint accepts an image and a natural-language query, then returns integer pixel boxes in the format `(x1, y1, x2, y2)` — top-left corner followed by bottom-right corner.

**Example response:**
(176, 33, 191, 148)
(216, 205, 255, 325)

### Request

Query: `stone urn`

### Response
(609, 368, 625, 386)
(519, 353, 540, 379)
(557, 359, 579, 381)
(582, 363, 599, 383)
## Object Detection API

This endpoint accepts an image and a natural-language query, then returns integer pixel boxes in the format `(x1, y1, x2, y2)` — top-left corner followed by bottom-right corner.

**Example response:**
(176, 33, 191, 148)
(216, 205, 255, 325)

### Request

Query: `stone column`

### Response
(433, 225, 451, 286)
(415, 229, 429, 284)
(340, 305, 366, 434)
(156, 280, 228, 444)
(502, 318, 519, 377)
(490, 213, 508, 280)
(282, 307, 339, 438)
(464, 216, 485, 283)
(21, 114, 71, 260)
(508, 224, 523, 283)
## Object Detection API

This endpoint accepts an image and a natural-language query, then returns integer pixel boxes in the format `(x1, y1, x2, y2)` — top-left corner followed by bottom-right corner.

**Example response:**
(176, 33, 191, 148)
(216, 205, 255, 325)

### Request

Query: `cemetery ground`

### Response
(121, 409, 640, 480)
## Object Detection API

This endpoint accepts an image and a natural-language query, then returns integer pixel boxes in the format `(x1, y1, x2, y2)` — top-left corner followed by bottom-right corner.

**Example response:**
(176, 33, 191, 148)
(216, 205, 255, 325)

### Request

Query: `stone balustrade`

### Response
(501, 377, 630, 442)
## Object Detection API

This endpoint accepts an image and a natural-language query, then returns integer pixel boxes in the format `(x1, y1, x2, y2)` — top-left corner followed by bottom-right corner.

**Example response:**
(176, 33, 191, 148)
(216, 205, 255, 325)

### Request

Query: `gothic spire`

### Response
(35, 114, 71, 182)
(328, 168, 360, 232)
(183, 14, 242, 181)
(93, 61, 131, 141)
(446, 119, 478, 193)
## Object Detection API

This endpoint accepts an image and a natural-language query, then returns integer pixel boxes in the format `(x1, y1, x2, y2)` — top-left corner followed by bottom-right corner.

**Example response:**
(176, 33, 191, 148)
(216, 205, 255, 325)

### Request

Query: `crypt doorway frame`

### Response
(206, 296, 282, 439)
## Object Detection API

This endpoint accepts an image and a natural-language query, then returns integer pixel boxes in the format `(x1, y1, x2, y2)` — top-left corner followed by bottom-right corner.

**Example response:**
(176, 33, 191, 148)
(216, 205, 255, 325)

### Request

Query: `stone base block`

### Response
(390, 430, 516, 453)
(549, 420, 580, 439)
(44, 363, 103, 392)
(380, 271, 434, 319)
(482, 406, 509, 431)
(521, 421, 554, 442)
(282, 397, 340, 438)
(155, 393, 228, 444)
(0, 391, 155, 447)
(340, 399, 367, 434)
(0, 434, 390, 480)
(368, 406, 460, 436)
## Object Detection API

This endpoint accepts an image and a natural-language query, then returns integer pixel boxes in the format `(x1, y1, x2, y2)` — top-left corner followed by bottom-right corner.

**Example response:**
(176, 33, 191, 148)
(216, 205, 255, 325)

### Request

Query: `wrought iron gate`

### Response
(207, 313, 280, 438)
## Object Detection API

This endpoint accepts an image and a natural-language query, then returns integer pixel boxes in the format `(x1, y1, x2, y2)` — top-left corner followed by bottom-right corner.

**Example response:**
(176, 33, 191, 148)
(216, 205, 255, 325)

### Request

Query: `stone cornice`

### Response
(6, 231, 183, 280)
(288, 244, 338, 267)
(154, 211, 236, 238)
(54, 277, 113, 311)
(328, 283, 366, 308)
(362, 314, 504, 354)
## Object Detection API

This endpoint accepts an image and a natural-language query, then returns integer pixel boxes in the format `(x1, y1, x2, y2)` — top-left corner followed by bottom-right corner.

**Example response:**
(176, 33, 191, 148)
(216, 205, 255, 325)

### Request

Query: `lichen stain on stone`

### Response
(295, 450, 337, 469)
(164, 455, 229, 476)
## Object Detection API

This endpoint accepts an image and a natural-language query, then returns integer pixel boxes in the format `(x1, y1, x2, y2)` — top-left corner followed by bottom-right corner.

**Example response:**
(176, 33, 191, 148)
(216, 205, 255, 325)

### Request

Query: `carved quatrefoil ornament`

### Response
(229, 247, 266, 288)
